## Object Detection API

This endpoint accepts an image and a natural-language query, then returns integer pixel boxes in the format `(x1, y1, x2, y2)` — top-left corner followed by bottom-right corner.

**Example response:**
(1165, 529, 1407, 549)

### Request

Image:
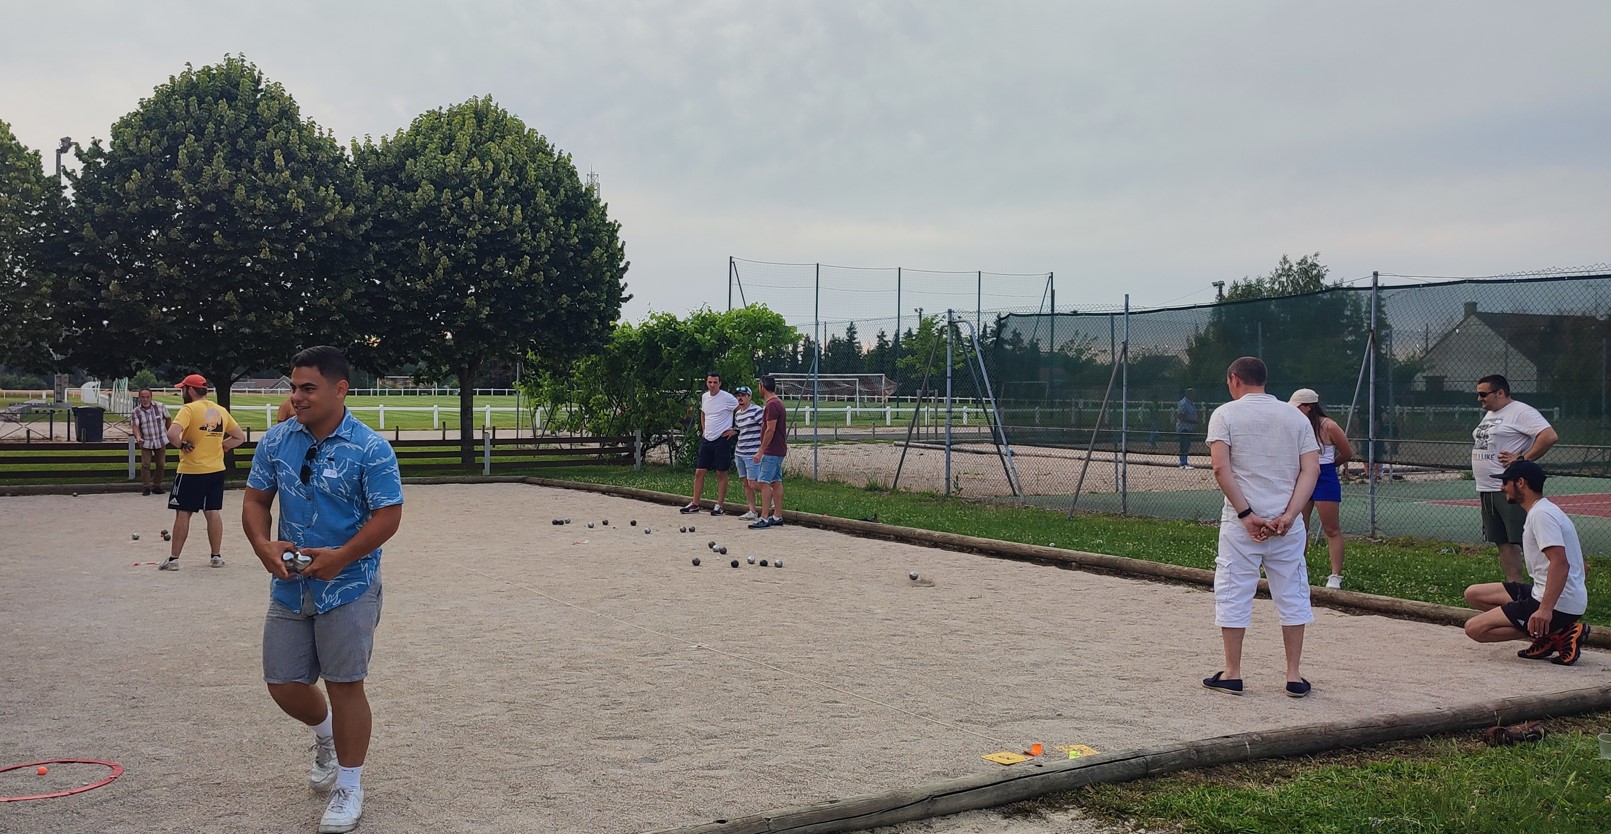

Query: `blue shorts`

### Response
(756, 454, 784, 484)
(733, 453, 758, 480)
(1311, 463, 1341, 503)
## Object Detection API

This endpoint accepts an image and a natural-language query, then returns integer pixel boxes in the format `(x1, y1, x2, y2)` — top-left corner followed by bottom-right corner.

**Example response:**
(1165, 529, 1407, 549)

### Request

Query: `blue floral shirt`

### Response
(247, 409, 404, 614)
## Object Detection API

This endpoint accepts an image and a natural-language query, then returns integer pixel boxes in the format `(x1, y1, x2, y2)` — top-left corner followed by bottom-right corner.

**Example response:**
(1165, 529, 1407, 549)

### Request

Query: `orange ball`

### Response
(36, 766, 48, 775)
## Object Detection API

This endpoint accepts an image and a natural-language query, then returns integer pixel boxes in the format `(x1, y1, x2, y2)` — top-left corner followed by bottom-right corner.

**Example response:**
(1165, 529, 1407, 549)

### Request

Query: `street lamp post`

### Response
(54, 137, 71, 186)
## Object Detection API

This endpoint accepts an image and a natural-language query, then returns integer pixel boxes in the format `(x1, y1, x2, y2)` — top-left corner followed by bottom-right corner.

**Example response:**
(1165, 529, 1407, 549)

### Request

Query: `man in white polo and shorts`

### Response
(1203, 356, 1320, 698)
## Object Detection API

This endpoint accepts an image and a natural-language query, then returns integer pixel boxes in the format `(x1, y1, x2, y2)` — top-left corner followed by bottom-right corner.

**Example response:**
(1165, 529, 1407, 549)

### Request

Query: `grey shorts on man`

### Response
(263, 581, 383, 684)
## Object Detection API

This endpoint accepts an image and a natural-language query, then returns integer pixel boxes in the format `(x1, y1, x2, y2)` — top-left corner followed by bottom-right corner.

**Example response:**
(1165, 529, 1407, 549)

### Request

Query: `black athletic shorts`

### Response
(1501, 594, 1582, 635)
(696, 435, 736, 471)
(169, 470, 226, 512)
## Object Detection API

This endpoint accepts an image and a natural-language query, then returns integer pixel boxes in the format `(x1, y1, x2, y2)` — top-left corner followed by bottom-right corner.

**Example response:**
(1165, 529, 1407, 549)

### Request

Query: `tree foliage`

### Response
(524, 305, 796, 459)
(56, 55, 366, 409)
(0, 120, 59, 371)
(357, 96, 627, 460)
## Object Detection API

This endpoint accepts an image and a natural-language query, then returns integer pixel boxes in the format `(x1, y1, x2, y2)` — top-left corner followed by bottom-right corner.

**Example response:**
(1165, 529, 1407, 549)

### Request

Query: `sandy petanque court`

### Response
(1, 482, 1604, 833)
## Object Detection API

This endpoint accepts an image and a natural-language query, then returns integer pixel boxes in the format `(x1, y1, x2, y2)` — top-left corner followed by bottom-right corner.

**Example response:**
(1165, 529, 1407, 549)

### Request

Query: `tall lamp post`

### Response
(54, 136, 71, 186)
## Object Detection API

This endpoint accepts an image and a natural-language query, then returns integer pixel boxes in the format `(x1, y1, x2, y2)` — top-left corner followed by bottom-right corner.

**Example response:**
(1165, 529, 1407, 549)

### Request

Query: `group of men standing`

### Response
(681, 372, 788, 529)
(1202, 362, 1590, 699)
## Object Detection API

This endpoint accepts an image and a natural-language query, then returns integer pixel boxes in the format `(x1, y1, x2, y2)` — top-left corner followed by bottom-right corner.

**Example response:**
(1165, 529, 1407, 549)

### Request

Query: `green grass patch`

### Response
(1053, 713, 1611, 834)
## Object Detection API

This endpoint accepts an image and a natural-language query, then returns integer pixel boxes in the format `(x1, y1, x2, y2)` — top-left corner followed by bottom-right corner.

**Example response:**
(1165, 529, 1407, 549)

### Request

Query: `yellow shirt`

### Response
(172, 399, 240, 474)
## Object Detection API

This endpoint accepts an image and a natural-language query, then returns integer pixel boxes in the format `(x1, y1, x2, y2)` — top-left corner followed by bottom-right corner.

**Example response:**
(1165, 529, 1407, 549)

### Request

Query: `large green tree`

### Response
(358, 96, 627, 462)
(525, 305, 796, 460)
(0, 120, 60, 372)
(57, 56, 367, 409)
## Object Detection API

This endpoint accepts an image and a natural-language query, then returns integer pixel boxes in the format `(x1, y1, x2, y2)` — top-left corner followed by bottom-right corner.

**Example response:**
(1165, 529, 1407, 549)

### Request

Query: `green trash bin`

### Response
(74, 406, 105, 443)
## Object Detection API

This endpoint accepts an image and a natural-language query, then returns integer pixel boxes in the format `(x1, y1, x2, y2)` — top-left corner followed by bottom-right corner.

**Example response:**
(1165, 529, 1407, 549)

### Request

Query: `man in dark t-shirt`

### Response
(748, 375, 788, 529)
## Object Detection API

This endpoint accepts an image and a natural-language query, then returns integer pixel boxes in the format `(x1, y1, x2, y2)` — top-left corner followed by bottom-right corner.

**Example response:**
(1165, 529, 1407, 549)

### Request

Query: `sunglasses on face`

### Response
(1476, 390, 1495, 399)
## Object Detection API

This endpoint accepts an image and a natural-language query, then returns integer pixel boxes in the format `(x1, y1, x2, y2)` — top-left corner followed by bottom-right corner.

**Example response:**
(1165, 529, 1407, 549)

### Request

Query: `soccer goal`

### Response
(767, 373, 897, 406)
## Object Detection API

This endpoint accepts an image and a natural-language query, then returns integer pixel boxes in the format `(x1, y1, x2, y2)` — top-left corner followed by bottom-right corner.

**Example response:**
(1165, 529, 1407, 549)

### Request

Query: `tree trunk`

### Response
(458, 361, 479, 467)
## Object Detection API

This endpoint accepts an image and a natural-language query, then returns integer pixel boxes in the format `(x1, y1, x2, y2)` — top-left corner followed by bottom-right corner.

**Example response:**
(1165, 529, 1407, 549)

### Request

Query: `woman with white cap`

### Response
(1289, 388, 1352, 589)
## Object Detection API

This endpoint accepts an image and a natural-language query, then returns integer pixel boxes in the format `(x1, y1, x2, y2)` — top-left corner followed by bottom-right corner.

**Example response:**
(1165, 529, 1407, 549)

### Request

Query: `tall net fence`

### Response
(737, 260, 1611, 552)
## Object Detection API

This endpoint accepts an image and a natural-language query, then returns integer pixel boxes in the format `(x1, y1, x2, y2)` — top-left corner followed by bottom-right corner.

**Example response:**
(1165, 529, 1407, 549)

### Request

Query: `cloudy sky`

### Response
(3, 1, 1607, 330)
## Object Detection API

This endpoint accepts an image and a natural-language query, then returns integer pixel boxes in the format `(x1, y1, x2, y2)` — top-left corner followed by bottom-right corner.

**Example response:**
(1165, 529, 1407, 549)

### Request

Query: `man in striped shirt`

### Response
(731, 386, 766, 521)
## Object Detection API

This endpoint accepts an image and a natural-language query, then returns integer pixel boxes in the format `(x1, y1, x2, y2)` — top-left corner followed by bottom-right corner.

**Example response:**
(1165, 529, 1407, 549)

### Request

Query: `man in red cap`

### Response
(160, 374, 245, 570)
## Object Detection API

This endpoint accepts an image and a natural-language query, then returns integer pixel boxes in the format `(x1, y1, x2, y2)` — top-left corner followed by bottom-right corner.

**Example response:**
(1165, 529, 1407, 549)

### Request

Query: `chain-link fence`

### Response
(737, 261, 1611, 552)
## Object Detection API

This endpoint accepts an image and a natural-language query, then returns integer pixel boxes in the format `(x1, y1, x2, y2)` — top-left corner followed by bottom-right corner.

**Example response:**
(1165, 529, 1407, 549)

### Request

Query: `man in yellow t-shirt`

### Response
(160, 374, 246, 571)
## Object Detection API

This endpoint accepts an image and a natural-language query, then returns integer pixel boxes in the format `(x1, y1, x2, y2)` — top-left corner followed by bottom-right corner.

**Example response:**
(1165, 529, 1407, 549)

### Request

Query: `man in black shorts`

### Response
(160, 374, 246, 570)
(1463, 460, 1590, 666)
(681, 372, 739, 516)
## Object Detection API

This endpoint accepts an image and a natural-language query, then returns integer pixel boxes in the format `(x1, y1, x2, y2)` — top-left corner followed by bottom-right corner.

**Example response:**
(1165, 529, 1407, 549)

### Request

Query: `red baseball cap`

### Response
(176, 374, 209, 389)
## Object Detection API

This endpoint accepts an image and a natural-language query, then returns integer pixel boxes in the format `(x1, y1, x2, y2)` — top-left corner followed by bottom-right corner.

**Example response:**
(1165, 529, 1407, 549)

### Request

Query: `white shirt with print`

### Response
(1470, 401, 1551, 492)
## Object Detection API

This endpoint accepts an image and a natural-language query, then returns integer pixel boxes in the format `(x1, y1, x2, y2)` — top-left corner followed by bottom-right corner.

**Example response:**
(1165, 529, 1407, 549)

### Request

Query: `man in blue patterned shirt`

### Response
(242, 346, 403, 834)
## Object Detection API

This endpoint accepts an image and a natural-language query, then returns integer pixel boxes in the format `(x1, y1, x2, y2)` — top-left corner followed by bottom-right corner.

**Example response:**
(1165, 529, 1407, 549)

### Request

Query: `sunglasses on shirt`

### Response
(300, 445, 318, 485)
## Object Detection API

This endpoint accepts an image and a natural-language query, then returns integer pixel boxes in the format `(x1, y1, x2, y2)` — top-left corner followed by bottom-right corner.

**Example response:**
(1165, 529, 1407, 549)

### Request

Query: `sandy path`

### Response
(1, 483, 1600, 833)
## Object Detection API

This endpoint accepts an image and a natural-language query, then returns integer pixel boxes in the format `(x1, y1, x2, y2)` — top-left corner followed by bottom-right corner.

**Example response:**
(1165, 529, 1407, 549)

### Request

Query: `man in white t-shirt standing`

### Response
(1471, 374, 1558, 584)
(1462, 460, 1589, 666)
(681, 372, 740, 516)
(1202, 357, 1320, 698)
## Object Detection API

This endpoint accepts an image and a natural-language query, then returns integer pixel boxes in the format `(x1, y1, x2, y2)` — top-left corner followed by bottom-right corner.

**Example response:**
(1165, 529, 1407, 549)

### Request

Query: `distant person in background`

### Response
(1146, 400, 1161, 450)
(130, 387, 171, 496)
(161, 374, 246, 571)
(1175, 388, 1199, 468)
(731, 386, 766, 521)
(681, 372, 739, 516)
(749, 375, 788, 529)
(1289, 389, 1353, 589)
(277, 395, 296, 423)
(1471, 374, 1557, 584)
(1463, 461, 1589, 666)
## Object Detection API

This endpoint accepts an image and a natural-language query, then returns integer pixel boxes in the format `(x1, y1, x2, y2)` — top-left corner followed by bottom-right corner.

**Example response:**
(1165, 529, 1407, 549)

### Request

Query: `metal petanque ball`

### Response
(644, 528, 652, 534)
(630, 520, 637, 526)
(909, 571, 919, 580)
(759, 559, 769, 567)
(746, 555, 755, 565)
(717, 546, 727, 555)
(602, 519, 609, 526)
(587, 522, 594, 528)
(132, 533, 140, 541)
(774, 559, 782, 568)
(679, 526, 686, 533)
(730, 559, 739, 568)
(708, 541, 716, 550)
(688, 525, 696, 533)
(692, 557, 701, 566)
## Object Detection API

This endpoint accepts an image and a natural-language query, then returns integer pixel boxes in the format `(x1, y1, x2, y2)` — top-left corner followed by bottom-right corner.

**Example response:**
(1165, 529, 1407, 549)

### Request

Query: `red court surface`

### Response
(1426, 493, 1611, 518)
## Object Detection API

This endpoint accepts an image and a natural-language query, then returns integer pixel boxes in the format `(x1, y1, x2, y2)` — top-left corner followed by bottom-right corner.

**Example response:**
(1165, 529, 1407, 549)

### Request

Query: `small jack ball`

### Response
(746, 555, 755, 565)
(36, 766, 47, 776)
(910, 572, 919, 580)
(692, 557, 701, 566)
(730, 559, 739, 568)
(759, 559, 769, 567)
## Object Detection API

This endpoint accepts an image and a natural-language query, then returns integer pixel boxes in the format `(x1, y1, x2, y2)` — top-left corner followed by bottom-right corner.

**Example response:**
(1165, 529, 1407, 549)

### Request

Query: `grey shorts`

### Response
(1479, 491, 1527, 545)
(263, 581, 382, 685)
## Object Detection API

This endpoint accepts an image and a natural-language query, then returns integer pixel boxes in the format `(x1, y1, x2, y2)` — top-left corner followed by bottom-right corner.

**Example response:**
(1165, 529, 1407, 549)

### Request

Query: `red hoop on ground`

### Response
(0, 759, 124, 802)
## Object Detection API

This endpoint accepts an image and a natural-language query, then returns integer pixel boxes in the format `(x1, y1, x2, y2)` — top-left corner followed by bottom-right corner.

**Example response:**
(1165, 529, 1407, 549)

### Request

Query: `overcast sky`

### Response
(4, 1, 1607, 330)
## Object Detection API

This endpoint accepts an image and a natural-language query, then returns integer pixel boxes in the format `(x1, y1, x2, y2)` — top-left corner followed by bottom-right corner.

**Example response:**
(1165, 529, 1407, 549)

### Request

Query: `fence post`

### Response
(483, 429, 491, 477)
(885, 404, 891, 426)
(265, 403, 273, 425)
(128, 436, 136, 481)
(484, 404, 492, 428)
(433, 405, 440, 430)
(634, 429, 643, 471)
(379, 404, 385, 430)
(846, 405, 852, 426)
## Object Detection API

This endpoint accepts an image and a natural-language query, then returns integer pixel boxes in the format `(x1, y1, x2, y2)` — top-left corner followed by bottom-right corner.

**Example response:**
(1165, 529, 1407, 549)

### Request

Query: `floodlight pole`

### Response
(813, 262, 820, 481)
(945, 309, 955, 496)
(54, 136, 71, 187)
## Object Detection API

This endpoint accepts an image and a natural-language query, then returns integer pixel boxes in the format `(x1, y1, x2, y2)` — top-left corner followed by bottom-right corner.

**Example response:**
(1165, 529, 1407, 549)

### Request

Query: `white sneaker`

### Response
(1325, 574, 1343, 590)
(308, 736, 338, 791)
(319, 786, 364, 833)
(738, 511, 759, 521)
(157, 557, 179, 571)
(210, 555, 226, 568)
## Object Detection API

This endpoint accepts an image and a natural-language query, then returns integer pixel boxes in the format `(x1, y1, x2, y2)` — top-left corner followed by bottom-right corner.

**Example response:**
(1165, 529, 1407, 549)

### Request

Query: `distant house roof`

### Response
(234, 375, 292, 392)
(1416, 302, 1608, 388)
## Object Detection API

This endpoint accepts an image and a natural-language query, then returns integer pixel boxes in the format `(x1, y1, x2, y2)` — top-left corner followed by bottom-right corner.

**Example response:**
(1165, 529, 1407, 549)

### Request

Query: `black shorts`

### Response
(169, 470, 226, 512)
(696, 435, 735, 471)
(1500, 589, 1581, 634)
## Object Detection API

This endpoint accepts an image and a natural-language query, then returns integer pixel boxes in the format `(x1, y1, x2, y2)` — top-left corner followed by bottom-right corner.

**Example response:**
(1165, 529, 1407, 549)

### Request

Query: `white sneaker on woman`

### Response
(319, 786, 364, 833)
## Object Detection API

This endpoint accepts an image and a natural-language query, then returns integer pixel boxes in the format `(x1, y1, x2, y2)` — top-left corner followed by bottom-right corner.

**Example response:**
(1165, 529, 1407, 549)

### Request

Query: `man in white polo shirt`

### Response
(1202, 356, 1320, 698)
(681, 371, 739, 516)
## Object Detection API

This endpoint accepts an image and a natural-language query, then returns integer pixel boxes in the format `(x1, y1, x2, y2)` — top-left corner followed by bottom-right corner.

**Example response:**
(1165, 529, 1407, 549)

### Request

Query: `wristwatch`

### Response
(1236, 507, 1254, 519)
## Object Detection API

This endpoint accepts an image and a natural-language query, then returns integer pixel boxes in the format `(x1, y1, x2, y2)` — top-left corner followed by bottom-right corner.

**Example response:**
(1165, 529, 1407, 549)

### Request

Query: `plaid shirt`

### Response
(130, 402, 170, 449)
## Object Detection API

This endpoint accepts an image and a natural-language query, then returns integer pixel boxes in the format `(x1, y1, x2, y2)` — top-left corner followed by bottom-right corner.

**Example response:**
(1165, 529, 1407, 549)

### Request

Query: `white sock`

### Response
(337, 765, 362, 790)
(313, 711, 333, 740)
